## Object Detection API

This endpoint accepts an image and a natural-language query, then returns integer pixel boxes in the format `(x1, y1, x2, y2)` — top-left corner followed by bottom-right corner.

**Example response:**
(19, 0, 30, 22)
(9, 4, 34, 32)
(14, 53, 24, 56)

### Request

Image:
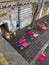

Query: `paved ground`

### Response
(6, 29, 49, 64)
(0, 36, 29, 65)
(5, 15, 49, 64)
(0, 15, 49, 65)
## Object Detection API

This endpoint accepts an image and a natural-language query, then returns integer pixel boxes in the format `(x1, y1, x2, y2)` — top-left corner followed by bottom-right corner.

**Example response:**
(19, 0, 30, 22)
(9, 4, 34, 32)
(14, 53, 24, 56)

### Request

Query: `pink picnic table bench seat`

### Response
(35, 23, 48, 31)
(17, 38, 25, 43)
(21, 42, 29, 48)
(26, 31, 39, 38)
(17, 38, 29, 48)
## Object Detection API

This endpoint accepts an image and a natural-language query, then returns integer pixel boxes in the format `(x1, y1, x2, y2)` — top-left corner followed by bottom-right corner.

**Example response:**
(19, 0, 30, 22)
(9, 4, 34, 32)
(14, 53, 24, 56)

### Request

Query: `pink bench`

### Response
(26, 31, 39, 38)
(21, 42, 29, 48)
(17, 38, 29, 48)
(17, 38, 25, 44)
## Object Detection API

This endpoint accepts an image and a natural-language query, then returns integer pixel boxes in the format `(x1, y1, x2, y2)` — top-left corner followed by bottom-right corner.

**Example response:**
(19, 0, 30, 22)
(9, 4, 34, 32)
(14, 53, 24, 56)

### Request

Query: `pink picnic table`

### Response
(36, 53, 46, 64)
(26, 31, 39, 38)
(17, 38, 29, 48)
(35, 23, 47, 31)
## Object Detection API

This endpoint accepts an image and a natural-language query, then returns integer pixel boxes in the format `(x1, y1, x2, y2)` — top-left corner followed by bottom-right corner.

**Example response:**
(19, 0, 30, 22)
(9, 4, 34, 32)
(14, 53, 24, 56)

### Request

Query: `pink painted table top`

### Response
(32, 33, 39, 38)
(42, 27, 47, 30)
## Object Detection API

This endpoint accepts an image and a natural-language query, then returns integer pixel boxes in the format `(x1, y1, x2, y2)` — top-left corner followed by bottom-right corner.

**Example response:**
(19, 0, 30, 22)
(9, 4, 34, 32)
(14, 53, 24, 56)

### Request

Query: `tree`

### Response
(31, 0, 46, 28)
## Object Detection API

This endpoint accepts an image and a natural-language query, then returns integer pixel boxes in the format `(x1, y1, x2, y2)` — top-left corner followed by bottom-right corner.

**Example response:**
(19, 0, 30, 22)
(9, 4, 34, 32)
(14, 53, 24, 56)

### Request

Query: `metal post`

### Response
(18, 5, 20, 29)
